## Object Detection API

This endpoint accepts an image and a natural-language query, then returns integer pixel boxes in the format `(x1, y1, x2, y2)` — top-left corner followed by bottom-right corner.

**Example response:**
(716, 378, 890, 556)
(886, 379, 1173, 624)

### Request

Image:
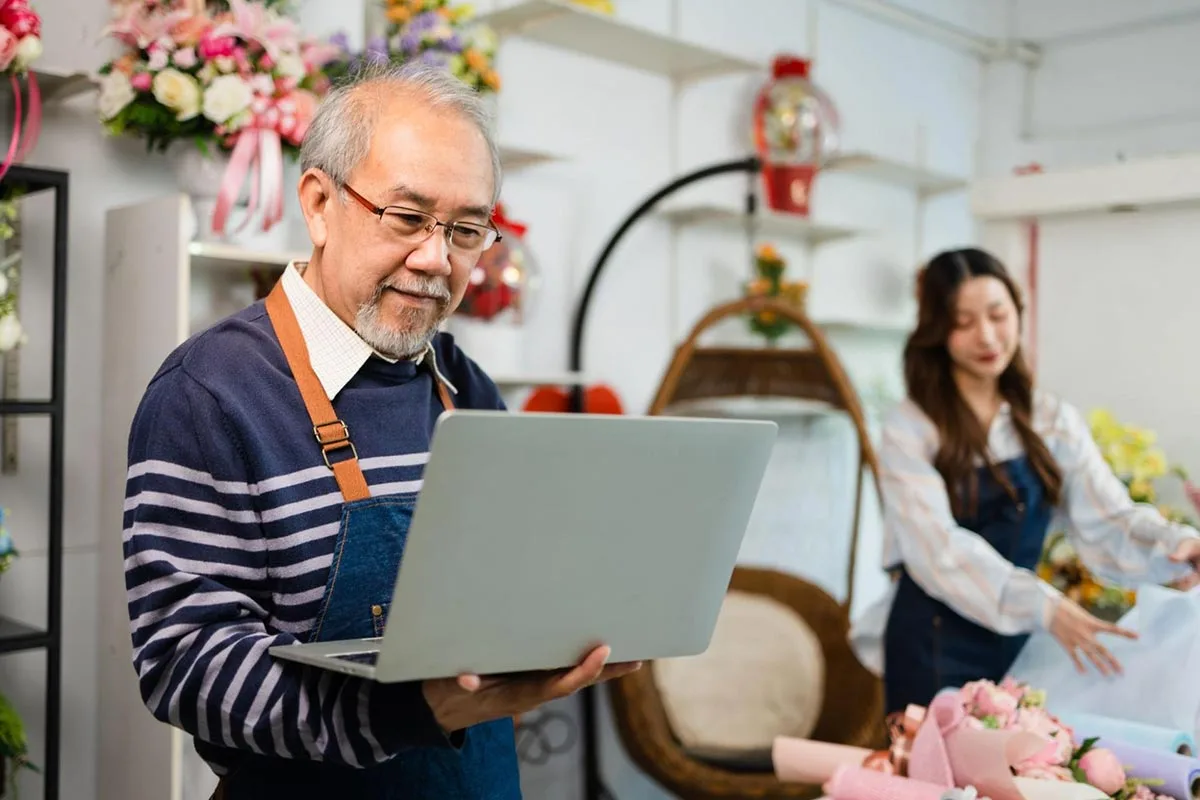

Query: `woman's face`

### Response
(945, 275, 1020, 382)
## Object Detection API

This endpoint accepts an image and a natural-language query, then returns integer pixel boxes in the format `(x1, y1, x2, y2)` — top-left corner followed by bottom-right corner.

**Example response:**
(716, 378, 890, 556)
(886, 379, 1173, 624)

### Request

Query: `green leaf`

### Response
(1072, 766, 1088, 784)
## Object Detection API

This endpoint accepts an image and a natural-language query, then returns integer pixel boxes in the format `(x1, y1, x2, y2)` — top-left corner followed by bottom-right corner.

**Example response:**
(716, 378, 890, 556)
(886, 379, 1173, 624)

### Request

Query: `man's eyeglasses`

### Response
(342, 184, 502, 255)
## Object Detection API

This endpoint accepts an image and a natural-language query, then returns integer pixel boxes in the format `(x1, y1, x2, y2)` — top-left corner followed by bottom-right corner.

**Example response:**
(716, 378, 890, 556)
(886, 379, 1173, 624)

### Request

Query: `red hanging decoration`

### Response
(752, 54, 839, 217)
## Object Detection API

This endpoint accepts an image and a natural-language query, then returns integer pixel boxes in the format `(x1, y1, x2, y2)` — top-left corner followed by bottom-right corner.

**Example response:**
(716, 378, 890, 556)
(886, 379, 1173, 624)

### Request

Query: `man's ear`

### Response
(298, 168, 332, 248)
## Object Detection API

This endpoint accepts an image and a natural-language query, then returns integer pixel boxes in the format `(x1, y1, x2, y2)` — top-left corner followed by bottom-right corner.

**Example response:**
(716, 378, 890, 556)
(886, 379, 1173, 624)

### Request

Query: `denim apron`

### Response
(213, 282, 521, 799)
(882, 455, 1052, 714)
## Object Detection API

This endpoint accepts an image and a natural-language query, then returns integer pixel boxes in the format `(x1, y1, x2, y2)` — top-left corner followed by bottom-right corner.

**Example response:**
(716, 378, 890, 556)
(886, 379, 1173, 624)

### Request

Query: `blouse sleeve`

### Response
(1053, 400, 1199, 587)
(879, 404, 1062, 634)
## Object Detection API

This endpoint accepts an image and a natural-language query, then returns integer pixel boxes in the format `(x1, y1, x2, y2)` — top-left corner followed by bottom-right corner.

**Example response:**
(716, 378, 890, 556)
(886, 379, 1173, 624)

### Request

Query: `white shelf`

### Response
(971, 153, 1200, 220)
(188, 241, 307, 272)
(658, 203, 860, 245)
(34, 68, 98, 102)
(498, 143, 564, 171)
(813, 317, 913, 336)
(490, 371, 587, 387)
(475, 0, 762, 81)
(825, 152, 967, 196)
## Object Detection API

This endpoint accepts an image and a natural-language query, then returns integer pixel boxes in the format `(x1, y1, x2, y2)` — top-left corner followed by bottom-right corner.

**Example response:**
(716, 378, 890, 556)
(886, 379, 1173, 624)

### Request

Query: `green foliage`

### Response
(104, 96, 217, 155)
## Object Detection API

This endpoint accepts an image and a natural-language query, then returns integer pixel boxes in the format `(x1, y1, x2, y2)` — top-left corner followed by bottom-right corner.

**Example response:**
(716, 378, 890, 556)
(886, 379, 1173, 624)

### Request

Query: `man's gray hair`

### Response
(300, 60, 503, 205)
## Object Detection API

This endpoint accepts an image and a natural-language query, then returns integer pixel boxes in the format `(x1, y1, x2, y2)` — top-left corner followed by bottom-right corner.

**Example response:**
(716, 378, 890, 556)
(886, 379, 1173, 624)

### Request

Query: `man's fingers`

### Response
(456, 673, 483, 692)
(547, 646, 611, 697)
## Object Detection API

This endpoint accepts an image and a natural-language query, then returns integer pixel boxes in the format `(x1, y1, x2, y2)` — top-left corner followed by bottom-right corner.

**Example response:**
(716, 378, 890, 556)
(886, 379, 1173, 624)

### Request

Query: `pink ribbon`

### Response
(906, 692, 1050, 800)
(0, 68, 41, 182)
(210, 106, 284, 237)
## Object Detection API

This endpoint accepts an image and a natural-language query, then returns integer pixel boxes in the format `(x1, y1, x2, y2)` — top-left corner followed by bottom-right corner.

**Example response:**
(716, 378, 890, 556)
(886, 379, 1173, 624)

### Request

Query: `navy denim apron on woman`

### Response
(214, 281, 521, 799)
(882, 455, 1052, 714)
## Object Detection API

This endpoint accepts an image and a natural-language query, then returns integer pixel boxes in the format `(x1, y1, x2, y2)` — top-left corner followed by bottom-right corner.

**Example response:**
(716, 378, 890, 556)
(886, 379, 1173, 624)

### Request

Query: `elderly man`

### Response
(122, 62, 637, 799)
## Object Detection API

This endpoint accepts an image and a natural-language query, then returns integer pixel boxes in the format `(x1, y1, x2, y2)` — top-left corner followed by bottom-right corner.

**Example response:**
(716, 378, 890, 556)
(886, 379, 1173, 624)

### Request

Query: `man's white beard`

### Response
(354, 280, 451, 359)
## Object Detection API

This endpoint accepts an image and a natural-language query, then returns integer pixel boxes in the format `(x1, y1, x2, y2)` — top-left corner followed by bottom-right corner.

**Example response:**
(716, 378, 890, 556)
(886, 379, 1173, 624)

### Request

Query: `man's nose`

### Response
(406, 229, 452, 275)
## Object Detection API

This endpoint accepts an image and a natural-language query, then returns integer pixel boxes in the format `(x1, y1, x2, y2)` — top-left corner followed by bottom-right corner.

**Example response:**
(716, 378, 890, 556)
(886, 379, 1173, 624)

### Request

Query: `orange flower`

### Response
(756, 243, 781, 262)
(386, 6, 411, 23)
(746, 279, 770, 296)
(113, 53, 138, 76)
(465, 49, 489, 72)
(483, 69, 501, 90)
(437, 6, 452, 17)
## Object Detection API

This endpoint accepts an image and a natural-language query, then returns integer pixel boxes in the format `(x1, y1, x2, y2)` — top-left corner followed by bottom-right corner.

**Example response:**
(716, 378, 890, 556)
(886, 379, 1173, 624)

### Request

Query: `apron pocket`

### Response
(371, 601, 390, 638)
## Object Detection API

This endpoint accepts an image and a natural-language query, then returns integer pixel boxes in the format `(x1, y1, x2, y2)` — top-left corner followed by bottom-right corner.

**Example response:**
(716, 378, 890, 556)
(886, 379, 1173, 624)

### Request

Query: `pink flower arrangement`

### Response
(0, 0, 42, 75)
(97, 0, 340, 155)
(952, 681, 1173, 800)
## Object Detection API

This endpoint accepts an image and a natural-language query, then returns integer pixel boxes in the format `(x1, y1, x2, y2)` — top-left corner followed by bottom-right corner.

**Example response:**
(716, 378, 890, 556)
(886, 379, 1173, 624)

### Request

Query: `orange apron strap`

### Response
(434, 366, 455, 412)
(265, 280, 371, 503)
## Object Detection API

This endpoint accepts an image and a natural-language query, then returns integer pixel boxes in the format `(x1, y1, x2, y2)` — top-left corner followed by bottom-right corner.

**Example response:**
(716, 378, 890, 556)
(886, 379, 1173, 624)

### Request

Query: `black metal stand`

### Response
(0, 165, 69, 800)
(565, 156, 762, 800)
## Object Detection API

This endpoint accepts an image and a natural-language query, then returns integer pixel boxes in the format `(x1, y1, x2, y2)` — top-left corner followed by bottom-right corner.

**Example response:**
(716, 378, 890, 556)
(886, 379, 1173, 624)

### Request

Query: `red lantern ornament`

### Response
(752, 54, 839, 216)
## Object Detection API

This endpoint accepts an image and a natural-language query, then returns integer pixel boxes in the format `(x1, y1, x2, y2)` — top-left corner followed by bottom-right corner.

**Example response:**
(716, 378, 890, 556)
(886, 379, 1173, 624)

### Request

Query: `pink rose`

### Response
(1079, 748, 1126, 795)
(130, 72, 152, 91)
(0, 5, 40, 39)
(198, 34, 236, 60)
(0, 28, 18, 72)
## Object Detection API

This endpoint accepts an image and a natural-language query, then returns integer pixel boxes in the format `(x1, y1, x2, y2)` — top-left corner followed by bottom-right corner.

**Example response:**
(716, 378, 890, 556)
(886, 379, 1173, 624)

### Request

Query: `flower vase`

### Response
(172, 145, 290, 253)
(443, 316, 525, 377)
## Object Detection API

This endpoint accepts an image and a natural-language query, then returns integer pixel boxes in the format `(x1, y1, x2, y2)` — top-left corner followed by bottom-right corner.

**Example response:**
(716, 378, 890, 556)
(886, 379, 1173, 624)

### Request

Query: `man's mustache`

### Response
(376, 277, 451, 303)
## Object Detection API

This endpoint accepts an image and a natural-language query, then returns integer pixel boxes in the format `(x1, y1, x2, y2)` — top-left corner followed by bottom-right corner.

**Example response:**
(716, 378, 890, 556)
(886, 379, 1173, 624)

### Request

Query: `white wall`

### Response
(0, 1, 991, 798)
(978, 0, 1200, 510)
(980, 0, 1200, 176)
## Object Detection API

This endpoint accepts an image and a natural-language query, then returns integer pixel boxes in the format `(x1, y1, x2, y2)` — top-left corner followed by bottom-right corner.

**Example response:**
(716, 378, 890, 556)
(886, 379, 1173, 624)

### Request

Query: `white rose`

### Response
(98, 70, 135, 121)
(214, 55, 236, 74)
(0, 273, 9, 297)
(152, 68, 201, 121)
(0, 314, 25, 352)
(202, 74, 253, 124)
(13, 35, 41, 71)
(275, 53, 306, 82)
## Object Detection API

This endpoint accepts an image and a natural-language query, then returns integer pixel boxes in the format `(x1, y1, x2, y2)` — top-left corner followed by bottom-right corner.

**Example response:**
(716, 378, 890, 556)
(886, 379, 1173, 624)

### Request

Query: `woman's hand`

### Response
(1169, 538, 1200, 575)
(1048, 596, 1137, 676)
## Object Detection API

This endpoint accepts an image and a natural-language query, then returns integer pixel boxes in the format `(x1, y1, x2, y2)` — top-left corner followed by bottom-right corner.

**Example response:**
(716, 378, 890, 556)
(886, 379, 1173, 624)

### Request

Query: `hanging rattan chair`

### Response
(607, 296, 889, 800)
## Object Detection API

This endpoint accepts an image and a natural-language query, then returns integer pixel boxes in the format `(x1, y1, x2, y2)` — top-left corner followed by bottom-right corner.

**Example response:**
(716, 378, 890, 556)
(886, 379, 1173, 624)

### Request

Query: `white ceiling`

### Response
(1012, 0, 1200, 44)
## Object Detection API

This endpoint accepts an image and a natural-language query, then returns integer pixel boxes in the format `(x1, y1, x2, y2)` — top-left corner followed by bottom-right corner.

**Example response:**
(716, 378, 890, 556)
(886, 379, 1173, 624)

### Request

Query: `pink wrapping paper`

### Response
(825, 765, 949, 800)
(772, 737, 875, 784)
(908, 692, 1048, 800)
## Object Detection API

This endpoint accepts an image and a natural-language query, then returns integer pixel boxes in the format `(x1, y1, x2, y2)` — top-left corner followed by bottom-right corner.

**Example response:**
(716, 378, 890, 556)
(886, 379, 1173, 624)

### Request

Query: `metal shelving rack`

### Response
(0, 165, 68, 800)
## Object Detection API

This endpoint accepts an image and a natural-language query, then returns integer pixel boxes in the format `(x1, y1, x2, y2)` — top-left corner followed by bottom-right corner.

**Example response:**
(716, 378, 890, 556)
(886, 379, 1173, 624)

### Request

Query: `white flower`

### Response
(173, 47, 198, 69)
(13, 35, 41, 71)
(202, 74, 253, 125)
(275, 53, 306, 82)
(0, 272, 9, 297)
(467, 25, 497, 54)
(0, 314, 25, 352)
(249, 73, 274, 97)
(214, 55, 236, 74)
(97, 70, 136, 121)
(147, 46, 169, 72)
(152, 68, 201, 121)
(197, 62, 218, 84)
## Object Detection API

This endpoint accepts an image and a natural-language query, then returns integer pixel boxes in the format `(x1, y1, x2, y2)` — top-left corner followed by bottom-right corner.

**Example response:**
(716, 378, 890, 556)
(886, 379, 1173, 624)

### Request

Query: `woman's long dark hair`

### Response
(904, 248, 1061, 517)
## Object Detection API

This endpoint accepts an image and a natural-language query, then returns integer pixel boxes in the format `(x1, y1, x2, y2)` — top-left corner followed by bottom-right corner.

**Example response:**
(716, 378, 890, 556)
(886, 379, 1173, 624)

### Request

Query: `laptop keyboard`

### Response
(332, 651, 379, 665)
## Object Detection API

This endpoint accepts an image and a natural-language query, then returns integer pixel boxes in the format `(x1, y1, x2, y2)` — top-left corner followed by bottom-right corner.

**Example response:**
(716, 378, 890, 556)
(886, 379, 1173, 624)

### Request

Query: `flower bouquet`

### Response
(743, 243, 807, 343)
(326, 0, 499, 92)
(98, 0, 340, 236)
(1036, 409, 1198, 620)
(0, 0, 45, 182)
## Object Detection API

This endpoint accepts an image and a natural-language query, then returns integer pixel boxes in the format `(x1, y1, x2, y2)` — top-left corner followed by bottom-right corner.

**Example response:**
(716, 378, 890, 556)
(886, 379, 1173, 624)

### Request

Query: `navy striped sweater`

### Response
(122, 299, 505, 773)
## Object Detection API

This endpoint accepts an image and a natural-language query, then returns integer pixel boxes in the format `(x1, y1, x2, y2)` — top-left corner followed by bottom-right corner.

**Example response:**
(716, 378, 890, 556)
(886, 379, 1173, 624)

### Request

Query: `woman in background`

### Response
(857, 247, 1200, 714)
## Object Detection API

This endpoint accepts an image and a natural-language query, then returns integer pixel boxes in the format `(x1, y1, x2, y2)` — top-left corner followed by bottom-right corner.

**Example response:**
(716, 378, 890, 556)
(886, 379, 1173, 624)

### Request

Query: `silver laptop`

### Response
(270, 410, 777, 682)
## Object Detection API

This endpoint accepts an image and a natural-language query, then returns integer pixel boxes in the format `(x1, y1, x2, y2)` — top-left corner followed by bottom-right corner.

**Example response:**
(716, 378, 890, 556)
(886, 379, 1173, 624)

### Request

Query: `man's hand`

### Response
(422, 645, 641, 734)
(1169, 538, 1200, 575)
(1048, 596, 1137, 676)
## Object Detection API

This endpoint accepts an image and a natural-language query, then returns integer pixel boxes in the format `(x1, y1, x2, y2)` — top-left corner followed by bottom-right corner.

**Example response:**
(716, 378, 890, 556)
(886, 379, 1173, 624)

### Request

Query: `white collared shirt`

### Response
(279, 261, 456, 401)
(849, 391, 1199, 676)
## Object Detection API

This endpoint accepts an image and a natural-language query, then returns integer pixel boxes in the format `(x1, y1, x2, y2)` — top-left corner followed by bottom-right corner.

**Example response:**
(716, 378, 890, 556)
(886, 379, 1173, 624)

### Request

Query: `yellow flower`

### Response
(1133, 449, 1167, 481)
(1128, 478, 1155, 503)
